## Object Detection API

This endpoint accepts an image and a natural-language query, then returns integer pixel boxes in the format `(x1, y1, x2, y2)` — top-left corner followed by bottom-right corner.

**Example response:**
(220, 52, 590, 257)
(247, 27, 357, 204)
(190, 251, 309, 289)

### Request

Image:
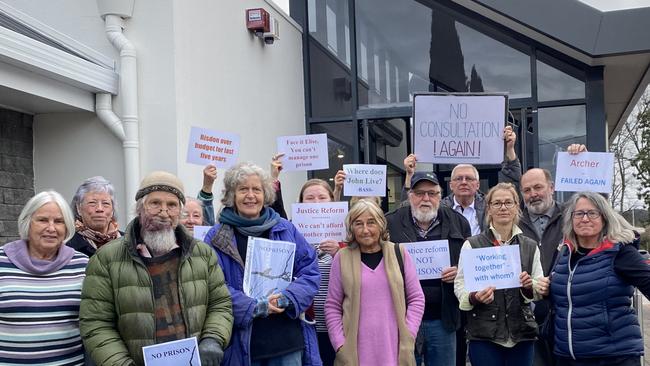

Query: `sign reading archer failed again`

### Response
(343, 164, 386, 197)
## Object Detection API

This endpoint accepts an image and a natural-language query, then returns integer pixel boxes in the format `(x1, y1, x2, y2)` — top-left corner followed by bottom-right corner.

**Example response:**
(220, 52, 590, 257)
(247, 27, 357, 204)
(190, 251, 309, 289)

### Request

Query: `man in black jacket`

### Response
(386, 171, 471, 366)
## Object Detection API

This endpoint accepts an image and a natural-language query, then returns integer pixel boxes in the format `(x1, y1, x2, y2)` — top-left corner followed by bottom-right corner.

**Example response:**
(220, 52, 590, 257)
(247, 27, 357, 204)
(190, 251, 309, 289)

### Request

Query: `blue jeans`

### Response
(468, 340, 534, 366)
(415, 319, 456, 366)
(251, 350, 302, 366)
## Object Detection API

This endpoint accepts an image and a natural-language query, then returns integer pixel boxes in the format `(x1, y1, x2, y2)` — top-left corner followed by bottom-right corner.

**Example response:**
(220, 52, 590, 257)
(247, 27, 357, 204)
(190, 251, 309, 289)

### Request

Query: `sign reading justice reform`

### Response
(413, 93, 507, 164)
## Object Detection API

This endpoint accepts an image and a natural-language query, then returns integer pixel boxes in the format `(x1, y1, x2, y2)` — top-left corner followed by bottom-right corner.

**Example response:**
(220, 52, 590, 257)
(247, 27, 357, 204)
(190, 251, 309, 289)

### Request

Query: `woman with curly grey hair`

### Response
(547, 191, 649, 366)
(203, 161, 321, 366)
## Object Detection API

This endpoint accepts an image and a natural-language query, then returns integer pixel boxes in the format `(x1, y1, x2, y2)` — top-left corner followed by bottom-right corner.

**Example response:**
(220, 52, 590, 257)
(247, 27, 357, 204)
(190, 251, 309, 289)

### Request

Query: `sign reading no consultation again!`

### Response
(413, 93, 507, 165)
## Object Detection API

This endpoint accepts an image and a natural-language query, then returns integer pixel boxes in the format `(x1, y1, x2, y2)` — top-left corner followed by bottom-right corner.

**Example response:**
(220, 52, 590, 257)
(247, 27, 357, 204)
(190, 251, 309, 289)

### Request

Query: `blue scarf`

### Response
(219, 206, 280, 237)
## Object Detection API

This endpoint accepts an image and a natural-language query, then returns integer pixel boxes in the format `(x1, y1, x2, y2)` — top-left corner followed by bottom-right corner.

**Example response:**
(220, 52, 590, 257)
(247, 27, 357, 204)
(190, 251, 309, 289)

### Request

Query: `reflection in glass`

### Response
(537, 59, 585, 101)
(537, 105, 586, 180)
(354, 0, 532, 109)
(308, 0, 350, 66)
(309, 42, 353, 118)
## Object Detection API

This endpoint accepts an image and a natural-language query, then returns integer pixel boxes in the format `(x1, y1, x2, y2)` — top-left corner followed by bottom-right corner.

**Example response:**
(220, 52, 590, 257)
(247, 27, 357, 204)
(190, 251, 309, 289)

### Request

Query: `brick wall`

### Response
(0, 109, 34, 244)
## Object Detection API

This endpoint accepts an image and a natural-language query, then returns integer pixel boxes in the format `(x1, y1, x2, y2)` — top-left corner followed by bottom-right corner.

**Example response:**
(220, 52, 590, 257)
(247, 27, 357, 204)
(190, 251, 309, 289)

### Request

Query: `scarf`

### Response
(75, 219, 120, 249)
(219, 206, 280, 237)
(3, 240, 76, 275)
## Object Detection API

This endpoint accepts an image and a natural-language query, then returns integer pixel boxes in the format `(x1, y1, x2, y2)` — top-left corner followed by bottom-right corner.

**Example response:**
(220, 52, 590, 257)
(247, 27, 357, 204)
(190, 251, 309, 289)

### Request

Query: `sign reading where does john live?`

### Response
(413, 93, 506, 164)
(342, 164, 387, 197)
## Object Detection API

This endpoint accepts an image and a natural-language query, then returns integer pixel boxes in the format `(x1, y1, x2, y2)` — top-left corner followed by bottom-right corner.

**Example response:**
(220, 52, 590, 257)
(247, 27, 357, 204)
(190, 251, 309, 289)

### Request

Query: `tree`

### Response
(630, 91, 650, 212)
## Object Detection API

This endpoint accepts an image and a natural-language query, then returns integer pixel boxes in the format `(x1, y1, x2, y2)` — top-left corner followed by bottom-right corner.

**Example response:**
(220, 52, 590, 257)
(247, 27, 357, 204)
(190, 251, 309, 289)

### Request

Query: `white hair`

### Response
(18, 191, 75, 243)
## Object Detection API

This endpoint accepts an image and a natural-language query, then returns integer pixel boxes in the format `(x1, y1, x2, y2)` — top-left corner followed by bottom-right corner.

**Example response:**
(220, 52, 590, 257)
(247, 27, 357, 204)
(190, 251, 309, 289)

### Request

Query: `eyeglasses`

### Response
(572, 210, 601, 220)
(452, 175, 477, 182)
(489, 201, 516, 209)
(145, 200, 180, 215)
(411, 190, 441, 198)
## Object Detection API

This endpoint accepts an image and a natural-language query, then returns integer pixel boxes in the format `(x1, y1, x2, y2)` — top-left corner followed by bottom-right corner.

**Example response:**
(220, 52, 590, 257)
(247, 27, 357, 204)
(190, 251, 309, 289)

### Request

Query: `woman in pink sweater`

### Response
(325, 199, 425, 366)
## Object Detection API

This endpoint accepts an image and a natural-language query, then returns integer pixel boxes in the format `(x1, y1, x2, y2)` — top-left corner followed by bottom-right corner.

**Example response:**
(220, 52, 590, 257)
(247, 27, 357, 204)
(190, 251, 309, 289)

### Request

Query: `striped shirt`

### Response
(314, 248, 332, 333)
(0, 248, 88, 365)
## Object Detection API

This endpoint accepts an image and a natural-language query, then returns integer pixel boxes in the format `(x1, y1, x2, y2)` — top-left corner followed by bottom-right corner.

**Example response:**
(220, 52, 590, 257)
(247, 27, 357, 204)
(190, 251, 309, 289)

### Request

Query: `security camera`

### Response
(263, 33, 275, 45)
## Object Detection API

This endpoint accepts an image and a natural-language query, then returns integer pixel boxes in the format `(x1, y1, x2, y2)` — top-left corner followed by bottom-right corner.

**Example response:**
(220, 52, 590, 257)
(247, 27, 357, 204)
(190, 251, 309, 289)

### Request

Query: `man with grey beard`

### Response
(386, 172, 471, 366)
(80, 171, 233, 366)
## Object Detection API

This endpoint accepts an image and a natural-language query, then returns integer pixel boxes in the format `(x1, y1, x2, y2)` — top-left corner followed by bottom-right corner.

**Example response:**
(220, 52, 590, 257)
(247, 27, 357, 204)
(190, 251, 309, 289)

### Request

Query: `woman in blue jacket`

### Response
(549, 191, 649, 366)
(204, 161, 321, 366)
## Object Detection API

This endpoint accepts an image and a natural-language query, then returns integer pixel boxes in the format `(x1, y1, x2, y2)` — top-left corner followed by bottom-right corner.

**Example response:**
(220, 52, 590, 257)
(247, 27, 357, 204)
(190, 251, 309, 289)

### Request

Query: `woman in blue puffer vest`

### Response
(549, 191, 650, 366)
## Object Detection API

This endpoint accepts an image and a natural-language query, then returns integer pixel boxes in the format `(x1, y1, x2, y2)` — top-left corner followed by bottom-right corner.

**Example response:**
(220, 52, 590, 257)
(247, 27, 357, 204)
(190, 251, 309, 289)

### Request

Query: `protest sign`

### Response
(413, 93, 506, 164)
(554, 152, 614, 194)
(143, 337, 200, 366)
(401, 240, 451, 280)
(462, 245, 521, 292)
(186, 126, 240, 168)
(192, 225, 212, 242)
(342, 164, 387, 197)
(243, 238, 296, 298)
(276, 134, 329, 171)
(291, 202, 348, 244)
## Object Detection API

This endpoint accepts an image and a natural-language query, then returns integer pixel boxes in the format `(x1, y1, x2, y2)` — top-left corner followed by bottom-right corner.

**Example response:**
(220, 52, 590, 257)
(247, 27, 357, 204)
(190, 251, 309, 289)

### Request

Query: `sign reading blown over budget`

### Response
(413, 93, 507, 164)
(462, 245, 521, 292)
(186, 126, 240, 168)
(291, 202, 348, 244)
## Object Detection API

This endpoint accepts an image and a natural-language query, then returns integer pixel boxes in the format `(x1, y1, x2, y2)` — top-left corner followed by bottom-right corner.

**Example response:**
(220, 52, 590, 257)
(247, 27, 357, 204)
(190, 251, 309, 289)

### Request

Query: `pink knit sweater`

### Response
(325, 250, 425, 366)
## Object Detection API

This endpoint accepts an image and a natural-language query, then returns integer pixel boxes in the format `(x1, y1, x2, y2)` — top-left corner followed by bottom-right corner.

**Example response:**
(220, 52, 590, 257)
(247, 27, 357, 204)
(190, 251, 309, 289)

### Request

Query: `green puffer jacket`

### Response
(79, 219, 233, 366)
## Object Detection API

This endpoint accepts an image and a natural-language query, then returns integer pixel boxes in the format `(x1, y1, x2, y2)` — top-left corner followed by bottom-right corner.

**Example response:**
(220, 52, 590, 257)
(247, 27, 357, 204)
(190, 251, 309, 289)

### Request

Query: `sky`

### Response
(578, 0, 650, 11)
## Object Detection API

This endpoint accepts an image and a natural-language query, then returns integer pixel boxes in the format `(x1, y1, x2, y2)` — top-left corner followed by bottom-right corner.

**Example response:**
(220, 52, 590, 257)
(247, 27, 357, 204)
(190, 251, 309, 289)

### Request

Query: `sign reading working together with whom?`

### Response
(462, 245, 521, 292)
(413, 93, 506, 164)
(554, 152, 614, 194)
(291, 202, 348, 244)
(142, 337, 200, 366)
(401, 240, 451, 280)
(342, 164, 387, 197)
(186, 126, 240, 168)
(276, 133, 329, 171)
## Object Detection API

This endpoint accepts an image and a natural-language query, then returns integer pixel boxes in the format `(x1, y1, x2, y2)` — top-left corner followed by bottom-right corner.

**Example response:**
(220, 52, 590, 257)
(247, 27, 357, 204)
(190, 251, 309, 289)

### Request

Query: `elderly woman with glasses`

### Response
(454, 183, 545, 366)
(203, 162, 320, 366)
(545, 191, 649, 366)
(68, 176, 120, 256)
(326, 199, 425, 366)
(0, 191, 89, 364)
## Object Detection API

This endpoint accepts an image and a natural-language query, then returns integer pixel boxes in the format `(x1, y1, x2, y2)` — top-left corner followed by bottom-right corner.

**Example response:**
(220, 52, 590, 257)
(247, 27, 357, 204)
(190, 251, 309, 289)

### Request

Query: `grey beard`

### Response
(142, 228, 177, 256)
(412, 207, 437, 224)
(527, 198, 553, 215)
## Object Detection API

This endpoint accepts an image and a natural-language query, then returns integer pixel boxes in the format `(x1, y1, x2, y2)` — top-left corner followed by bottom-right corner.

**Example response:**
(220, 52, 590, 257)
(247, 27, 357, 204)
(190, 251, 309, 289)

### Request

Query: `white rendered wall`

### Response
(172, 0, 306, 214)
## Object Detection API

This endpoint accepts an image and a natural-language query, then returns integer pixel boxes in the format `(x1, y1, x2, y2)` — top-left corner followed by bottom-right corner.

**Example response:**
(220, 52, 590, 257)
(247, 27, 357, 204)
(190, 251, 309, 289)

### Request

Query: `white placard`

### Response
(554, 152, 614, 194)
(462, 245, 521, 292)
(186, 126, 240, 168)
(276, 133, 329, 171)
(413, 93, 506, 164)
(143, 337, 200, 366)
(193, 225, 212, 242)
(401, 240, 451, 280)
(291, 202, 348, 244)
(342, 164, 387, 197)
(243, 238, 296, 298)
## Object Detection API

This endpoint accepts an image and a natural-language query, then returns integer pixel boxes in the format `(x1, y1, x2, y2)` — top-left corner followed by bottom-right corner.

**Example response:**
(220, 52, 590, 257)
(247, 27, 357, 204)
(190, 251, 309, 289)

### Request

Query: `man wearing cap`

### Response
(402, 126, 521, 236)
(80, 171, 233, 366)
(386, 171, 471, 366)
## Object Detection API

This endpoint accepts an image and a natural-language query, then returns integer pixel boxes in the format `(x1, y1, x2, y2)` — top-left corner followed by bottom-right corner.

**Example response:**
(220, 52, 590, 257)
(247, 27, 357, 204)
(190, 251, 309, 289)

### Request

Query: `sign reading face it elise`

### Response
(413, 93, 507, 164)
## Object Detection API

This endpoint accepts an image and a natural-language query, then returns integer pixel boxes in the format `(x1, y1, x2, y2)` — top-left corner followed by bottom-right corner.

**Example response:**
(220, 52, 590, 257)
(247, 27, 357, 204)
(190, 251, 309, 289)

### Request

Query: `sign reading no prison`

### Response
(413, 93, 507, 164)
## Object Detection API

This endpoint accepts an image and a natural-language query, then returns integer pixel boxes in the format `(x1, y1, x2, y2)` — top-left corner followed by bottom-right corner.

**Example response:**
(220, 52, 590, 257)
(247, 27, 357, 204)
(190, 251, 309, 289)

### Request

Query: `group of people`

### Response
(0, 126, 648, 366)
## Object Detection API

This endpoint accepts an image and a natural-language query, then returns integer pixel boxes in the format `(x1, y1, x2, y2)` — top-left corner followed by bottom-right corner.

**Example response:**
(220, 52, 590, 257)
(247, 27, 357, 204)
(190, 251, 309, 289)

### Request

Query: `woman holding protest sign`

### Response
(454, 183, 544, 366)
(547, 191, 649, 366)
(203, 162, 320, 366)
(325, 199, 425, 366)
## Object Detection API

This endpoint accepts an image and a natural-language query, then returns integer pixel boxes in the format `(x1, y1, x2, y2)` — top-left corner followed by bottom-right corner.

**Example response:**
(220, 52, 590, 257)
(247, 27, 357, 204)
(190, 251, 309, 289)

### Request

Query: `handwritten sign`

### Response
(401, 240, 451, 280)
(554, 152, 614, 194)
(193, 225, 212, 242)
(186, 126, 240, 168)
(291, 202, 348, 244)
(462, 245, 521, 292)
(413, 93, 506, 164)
(342, 164, 387, 197)
(277, 134, 329, 171)
(143, 337, 200, 366)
